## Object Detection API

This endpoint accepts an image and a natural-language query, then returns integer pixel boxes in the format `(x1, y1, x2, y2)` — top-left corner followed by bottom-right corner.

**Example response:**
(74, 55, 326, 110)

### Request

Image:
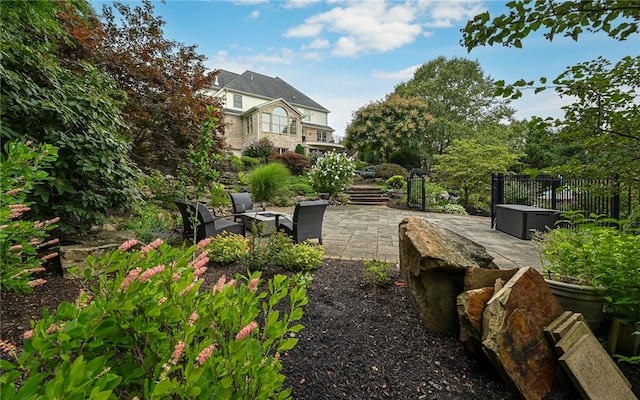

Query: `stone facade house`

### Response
(204, 70, 343, 157)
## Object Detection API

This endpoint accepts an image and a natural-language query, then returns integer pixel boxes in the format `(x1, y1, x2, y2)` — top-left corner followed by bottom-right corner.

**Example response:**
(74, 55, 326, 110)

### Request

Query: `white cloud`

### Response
(302, 38, 330, 50)
(284, 23, 325, 37)
(248, 10, 260, 19)
(424, 1, 485, 28)
(283, 0, 322, 9)
(371, 65, 420, 81)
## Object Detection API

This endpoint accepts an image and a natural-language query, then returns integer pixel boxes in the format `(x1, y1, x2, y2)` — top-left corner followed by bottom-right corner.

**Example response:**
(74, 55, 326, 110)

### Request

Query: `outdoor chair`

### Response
(275, 200, 328, 244)
(230, 192, 262, 222)
(174, 199, 244, 241)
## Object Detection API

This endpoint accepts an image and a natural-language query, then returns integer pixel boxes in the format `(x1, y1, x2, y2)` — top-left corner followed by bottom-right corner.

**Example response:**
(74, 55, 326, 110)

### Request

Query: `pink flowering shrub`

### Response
(0, 140, 60, 293)
(0, 238, 307, 398)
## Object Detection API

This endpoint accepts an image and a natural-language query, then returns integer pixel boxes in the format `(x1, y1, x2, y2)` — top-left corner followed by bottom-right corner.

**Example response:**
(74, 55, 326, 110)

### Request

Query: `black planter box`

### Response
(495, 204, 559, 240)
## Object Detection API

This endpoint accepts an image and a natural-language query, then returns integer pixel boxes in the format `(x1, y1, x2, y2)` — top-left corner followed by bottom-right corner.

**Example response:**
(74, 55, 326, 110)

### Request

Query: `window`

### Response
(272, 107, 288, 133)
(277, 148, 288, 154)
(317, 132, 327, 142)
(303, 109, 311, 121)
(289, 118, 297, 135)
(233, 94, 242, 108)
(245, 116, 253, 135)
(262, 112, 271, 132)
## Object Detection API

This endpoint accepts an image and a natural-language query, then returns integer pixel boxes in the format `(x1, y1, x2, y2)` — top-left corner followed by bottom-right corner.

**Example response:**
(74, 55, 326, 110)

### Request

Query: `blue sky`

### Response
(97, 1, 636, 138)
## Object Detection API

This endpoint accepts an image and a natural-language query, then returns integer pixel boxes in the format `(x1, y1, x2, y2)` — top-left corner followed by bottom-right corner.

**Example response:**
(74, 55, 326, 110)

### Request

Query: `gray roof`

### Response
(211, 70, 329, 112)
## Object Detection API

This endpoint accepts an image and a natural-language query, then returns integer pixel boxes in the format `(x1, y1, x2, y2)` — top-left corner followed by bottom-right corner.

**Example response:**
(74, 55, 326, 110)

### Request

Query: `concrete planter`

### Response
(607, 318, 640, 357)
(545, 278, 606, 330)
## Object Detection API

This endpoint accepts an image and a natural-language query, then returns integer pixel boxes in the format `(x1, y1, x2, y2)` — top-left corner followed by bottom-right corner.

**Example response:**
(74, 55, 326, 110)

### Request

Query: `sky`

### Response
(97, 0, 637, 138)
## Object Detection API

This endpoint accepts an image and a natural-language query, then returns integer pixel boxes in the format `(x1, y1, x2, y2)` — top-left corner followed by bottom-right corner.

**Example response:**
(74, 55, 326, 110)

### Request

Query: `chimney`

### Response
(214, 76, 219, 86)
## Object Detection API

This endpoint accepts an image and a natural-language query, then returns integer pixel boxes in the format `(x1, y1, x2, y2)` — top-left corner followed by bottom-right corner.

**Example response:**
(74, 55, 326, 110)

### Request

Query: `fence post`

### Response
(551, 177, 561, 210)
(406, 175, 411, 209)
(421, 175, 426, 212)
(491, 173, 504, 229)
(612, 176, 620, 221)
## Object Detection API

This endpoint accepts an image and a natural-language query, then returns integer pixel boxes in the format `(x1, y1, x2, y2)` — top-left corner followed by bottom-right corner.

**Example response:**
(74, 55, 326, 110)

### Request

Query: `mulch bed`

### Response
(2, 258, 638, 399)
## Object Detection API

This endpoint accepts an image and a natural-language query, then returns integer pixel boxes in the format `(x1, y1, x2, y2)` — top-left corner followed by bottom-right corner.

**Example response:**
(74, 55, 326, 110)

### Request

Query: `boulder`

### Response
(464, 268, 519, 291)
(482, 267, 565, 400)
(398, 217, 498, 335)
(60, 230, 136, 278)
(457, 286, 494, 358)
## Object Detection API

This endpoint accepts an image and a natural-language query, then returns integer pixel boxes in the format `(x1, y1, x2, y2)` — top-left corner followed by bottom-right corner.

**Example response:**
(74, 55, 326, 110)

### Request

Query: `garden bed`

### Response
(2, 259, 638, 399)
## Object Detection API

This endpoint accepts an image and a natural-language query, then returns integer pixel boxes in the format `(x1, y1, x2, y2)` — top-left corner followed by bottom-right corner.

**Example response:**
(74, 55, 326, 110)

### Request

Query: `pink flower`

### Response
(138, 265, 165, 283)
(36, 238, 59, 248)
(157, 297, 167, 306)
(118, 239, 140, 251)
(23, 330, 34, 339)
(170, 341, 185, 365)
(188, 311, 198, 326)
(195, 344, 215, 367)
(4, 188, 24, 196)
(46, 324, 57, 334)
(188, 252, 209, 269)
(235, 321, 258, 340)
(40, 252, 58, 261)
(0, 340, 17, 355)
(213, 275, 226, 293)
(194, 266, 207, 278)
(227, 279, 236, 288)
(9, 244, 23, 251)
(141, 238, 163, 253)
(45, 217, 60, 225)
(197, 237, 212, 250)
(27, 279, 46, 288)
(173, 271, 182, 282)
(179, 282, 196, 296)
(119, 267, 142, 292)
(248, 277, 260, 291)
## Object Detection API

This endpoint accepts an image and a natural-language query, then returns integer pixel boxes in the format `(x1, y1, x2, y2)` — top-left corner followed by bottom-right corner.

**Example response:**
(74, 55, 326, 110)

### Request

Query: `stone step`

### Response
(345, 185, 389, 205)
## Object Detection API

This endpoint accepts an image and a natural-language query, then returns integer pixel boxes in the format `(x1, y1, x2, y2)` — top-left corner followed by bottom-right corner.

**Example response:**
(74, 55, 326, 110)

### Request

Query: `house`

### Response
(205, 70, 343, 157)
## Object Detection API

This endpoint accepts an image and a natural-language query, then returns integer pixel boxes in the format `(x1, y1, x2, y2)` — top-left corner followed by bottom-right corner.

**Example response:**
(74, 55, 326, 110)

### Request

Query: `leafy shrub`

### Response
(123, 202, 174, 243)
(376, 163, 408, 180)
(442, 203, 468, 215)
(237, 171, 250, 186)
(295, 144, 305, 155)
(249, 163, 291, 203)
(272, 152, 311, 175)
(230, 155, 244, 172)
(291, 272, 314, 290)
(2, 238, 307, 398)
(241, 156, 261, 169)
(243, 138, 276, 161)
(354, 160, 368, 171)
(384, 175, 406, 189)
(206, 232, 249, 264)
(359, 165, 377, 179)
(289, 175, 315, 196)
(309, 152, 355, 196)
(1, 140, 60, 293)
(623, 207, 640, 234)
(275, 241, 325, 272)
(363, 260, 392, 286)
(307, 150, 323, 166)
(209, 182, 230, 208)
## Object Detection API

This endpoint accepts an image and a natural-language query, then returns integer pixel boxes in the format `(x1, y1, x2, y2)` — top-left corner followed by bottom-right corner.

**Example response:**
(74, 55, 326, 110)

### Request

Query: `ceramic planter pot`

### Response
(607, 318, 640, 357)
(545, 279, 606, 330)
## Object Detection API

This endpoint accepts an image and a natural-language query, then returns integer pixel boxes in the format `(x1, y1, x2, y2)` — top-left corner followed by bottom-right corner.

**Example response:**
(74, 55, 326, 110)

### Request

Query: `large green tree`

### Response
(344, 94, 435, 166)
(96, 1, 222, 170)
(462, 0, 639, 184)
(433, 139, 523, 209)
(394, 56, 517, 155)
(0, 0, 141, 231)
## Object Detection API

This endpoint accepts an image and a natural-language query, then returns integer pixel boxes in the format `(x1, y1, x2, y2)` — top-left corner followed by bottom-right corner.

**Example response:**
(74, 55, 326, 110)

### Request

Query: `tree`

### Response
(95, 0, 222, 170)
(344, 94, 435, 167)
(462, 1, 639, 184)
(0, 1, 141, 231)
(393, 56, 516, 154)
(433, 139, 522, 209)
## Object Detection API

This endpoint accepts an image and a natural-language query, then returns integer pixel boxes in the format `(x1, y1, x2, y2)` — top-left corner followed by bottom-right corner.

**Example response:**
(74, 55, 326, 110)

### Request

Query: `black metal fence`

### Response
(406, 169, 430, 211)
(490, 174, 631, 228)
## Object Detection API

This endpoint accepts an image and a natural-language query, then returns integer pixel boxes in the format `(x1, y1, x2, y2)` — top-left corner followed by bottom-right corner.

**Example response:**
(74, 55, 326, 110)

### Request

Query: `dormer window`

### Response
(233, 94, 242, 109)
